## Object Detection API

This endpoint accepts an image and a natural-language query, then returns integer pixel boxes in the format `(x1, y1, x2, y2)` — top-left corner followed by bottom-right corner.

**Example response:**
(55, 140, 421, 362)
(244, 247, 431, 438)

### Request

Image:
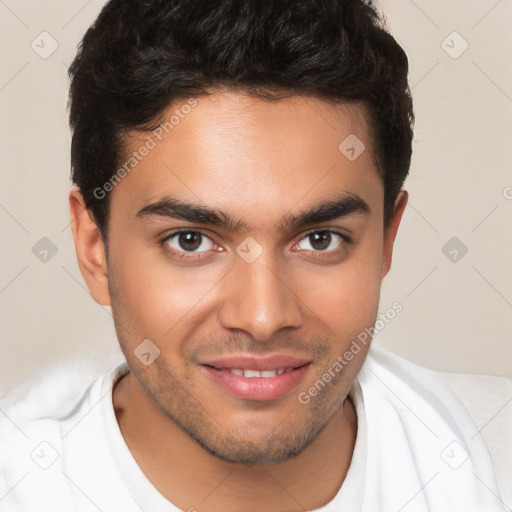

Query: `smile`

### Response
(200, 362, 311, 401)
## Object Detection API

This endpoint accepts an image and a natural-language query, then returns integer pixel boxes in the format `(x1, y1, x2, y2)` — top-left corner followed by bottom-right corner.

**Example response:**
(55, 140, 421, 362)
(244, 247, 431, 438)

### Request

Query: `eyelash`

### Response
(160, 228, 352, 262)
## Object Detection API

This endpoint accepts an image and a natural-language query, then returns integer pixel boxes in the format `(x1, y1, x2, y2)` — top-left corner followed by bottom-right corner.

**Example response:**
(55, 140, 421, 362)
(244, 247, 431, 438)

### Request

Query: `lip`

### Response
(199, 354, 311, 401)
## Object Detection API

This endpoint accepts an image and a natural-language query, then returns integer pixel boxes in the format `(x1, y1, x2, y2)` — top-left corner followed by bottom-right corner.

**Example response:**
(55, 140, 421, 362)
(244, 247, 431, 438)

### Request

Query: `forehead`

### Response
(110, 90, 382, 226)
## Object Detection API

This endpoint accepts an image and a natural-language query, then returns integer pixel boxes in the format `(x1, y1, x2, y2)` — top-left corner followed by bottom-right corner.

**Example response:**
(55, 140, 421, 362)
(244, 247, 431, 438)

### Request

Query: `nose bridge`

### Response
(218, 247, 303, 341)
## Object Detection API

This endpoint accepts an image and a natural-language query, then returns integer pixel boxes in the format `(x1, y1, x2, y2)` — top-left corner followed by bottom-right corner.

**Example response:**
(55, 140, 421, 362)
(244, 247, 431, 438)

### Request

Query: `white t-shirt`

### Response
(0, 346, 506, 511)
(103, 362, 366, 512)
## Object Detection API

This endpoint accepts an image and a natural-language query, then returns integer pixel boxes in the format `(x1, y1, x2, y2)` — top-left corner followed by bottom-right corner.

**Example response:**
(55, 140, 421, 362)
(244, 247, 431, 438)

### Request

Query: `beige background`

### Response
(0, 0, 511, 394)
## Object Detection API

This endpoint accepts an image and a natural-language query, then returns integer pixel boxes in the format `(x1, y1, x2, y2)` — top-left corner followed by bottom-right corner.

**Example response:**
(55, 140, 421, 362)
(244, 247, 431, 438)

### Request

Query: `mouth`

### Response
(199, 355, 311, 401)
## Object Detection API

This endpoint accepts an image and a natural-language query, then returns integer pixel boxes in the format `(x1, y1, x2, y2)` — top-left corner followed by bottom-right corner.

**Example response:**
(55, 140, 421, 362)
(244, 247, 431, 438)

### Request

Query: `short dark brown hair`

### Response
(68, 0, 414, 238)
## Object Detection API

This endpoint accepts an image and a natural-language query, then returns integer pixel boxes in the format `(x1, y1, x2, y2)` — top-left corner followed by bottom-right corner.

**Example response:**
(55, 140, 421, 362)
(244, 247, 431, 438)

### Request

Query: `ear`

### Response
(380, 189, 408, 280)
(69, 187, 111, 306)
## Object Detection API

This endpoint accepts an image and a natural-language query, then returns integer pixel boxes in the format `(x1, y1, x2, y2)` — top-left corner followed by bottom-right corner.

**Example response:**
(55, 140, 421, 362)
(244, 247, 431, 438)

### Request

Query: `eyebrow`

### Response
(135, 192, 371, 233)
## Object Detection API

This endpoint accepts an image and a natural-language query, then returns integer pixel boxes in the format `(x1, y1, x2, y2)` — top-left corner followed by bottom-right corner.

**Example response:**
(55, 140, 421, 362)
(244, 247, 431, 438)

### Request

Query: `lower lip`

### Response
(201, 364, 310, 401)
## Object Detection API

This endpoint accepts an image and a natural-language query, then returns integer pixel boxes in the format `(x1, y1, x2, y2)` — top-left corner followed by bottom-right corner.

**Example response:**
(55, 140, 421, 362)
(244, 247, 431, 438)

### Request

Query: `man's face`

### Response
(102, 91, 394, 465)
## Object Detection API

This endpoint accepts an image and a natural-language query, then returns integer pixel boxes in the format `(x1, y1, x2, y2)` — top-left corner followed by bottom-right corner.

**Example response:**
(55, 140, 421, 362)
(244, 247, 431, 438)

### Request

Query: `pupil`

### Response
(179, 232, 201, 251)
(310, 231, 331, 251)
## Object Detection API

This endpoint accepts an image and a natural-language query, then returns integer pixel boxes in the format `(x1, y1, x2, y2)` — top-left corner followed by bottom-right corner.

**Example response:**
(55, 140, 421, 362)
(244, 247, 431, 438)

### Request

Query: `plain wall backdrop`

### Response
(0, 0, 511, 394)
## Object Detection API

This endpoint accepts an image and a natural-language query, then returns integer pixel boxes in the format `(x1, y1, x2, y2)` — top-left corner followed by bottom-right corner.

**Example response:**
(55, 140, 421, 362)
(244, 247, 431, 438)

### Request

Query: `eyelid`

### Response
(160, 228, 221, 256)
(291, 228, 351, 251)
(161, 228, 216, 244)
(301, 226, 351, 238)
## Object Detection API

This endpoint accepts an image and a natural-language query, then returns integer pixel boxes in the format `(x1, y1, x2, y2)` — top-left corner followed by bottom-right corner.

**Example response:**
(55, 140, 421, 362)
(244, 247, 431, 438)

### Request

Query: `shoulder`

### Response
(363, 345, 512, 434)
(0, 354, 128, 510)
(363, 344, 511, 409)
(361, 345, 511, 506)
(0, 353, 126, 433)
(435, 366, 512, 507)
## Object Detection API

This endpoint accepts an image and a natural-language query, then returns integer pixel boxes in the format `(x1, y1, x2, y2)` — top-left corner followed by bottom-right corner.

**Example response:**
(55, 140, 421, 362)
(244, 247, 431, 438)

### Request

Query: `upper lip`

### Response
(200, 354, 310, 371)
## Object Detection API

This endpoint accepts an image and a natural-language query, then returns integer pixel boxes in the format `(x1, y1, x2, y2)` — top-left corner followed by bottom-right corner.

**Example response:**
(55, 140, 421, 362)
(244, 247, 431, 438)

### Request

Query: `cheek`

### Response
(109, 244, 223, 337)
(296, 237, 383, 340)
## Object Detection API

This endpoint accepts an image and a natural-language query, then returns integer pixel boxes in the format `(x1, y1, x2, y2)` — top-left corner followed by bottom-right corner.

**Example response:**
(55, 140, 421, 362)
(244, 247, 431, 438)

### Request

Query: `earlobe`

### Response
(69, 187, 111, 306)
(380, 190, 408, 280)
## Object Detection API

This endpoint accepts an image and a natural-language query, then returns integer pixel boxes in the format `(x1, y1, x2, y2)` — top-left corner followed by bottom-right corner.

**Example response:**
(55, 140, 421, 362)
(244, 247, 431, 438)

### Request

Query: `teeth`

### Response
(244, 369, 261, 378)
(228, 368, 288, 377)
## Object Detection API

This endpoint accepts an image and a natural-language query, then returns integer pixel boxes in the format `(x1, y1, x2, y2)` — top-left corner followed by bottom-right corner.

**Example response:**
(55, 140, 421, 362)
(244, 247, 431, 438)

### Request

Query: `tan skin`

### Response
(69, 90, 408, 511)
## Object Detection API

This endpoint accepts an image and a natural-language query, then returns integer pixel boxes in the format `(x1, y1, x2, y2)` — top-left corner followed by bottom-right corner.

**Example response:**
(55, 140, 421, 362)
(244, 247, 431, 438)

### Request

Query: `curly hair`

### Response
(68, 0, 414, 238)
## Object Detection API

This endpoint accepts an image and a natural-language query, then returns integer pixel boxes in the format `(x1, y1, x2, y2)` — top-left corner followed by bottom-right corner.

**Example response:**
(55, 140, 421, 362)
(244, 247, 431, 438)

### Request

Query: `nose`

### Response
(218, 253, 304, 342)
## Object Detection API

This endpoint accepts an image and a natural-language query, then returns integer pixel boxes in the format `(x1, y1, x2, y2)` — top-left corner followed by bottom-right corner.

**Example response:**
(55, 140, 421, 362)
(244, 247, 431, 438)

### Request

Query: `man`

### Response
(0, 0, 509, 510)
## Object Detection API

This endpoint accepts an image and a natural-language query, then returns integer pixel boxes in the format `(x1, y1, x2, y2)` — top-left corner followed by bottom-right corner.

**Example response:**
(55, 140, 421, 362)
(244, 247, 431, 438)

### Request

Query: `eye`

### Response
(162, 230, 217, 257)
(294, 230, 349, 253)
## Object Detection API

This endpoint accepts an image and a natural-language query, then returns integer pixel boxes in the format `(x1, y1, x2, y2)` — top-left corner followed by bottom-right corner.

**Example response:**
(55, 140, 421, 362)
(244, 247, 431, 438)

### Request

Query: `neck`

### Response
(113, 372, 357, 512)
